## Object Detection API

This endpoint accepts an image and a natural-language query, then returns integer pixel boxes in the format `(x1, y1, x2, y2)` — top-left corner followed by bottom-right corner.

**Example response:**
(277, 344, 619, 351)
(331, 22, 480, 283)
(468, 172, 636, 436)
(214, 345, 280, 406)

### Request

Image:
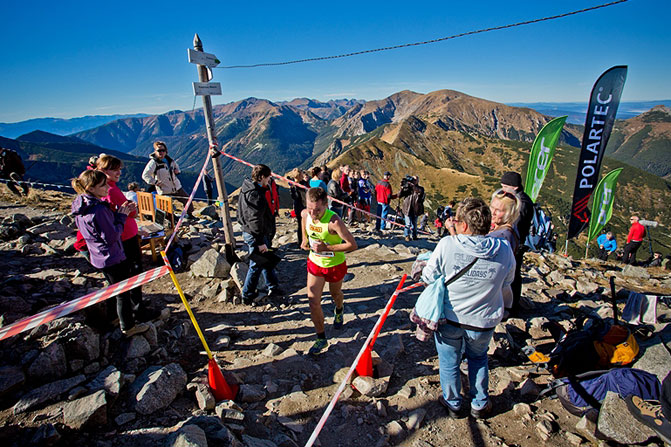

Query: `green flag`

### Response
(524, 116, 567, 202)
(587, 168, 624, 242)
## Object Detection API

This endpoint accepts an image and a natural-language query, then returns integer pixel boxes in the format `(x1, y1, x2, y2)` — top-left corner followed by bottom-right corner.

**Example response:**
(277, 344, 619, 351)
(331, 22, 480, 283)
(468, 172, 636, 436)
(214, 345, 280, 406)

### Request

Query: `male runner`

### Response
(301, 187, 357, 355)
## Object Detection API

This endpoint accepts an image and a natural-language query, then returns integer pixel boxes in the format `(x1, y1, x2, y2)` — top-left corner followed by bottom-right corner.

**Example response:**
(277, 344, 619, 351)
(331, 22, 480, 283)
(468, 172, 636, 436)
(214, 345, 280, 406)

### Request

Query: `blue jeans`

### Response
(434, 324, 494, 410)
(242, 232, 279, 298)
(404, 213, 418, 239)
(376, 203, 390, 230)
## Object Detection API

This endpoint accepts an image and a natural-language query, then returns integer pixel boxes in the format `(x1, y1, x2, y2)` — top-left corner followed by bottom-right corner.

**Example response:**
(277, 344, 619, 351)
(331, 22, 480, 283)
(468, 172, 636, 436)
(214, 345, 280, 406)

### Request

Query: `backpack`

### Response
(552, 368, 661, 416)
(525, 203, 555, 252)
(166, 243, 185, 272)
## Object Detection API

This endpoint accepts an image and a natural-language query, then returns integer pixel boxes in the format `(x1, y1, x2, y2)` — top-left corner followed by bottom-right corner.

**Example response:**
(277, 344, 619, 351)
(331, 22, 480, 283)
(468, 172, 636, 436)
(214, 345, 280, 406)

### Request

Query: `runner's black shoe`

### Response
(308, 338, 328, 356)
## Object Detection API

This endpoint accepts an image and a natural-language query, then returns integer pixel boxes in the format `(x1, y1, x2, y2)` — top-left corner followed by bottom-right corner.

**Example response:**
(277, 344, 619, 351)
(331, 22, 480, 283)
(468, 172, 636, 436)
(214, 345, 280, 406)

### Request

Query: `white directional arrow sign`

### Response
(193, 82, 222, 96)
(188, 48, 220, 67)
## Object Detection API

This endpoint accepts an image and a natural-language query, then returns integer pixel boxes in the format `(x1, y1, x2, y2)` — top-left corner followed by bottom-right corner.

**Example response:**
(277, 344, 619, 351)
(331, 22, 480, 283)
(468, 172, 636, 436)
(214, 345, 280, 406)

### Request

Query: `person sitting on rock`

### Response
(71, 170, 149, 336)
(301, 187, 357, 355)
(596, 232, 617, 261)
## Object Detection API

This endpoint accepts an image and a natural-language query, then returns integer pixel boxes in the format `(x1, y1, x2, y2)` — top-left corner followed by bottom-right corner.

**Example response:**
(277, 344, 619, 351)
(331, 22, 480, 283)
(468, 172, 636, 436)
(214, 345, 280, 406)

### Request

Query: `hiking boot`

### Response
(625, 396, 671, 444)
(267, 288, 285, 298)
(439, 396, 464, 419)
(242, 293, 258, 306)
(404, 236, 411, 242)
(470, 401, 493, 419)
(121, 322, 150, 337)
(308, 338, 328, 356)
(333, 307, 344, 330)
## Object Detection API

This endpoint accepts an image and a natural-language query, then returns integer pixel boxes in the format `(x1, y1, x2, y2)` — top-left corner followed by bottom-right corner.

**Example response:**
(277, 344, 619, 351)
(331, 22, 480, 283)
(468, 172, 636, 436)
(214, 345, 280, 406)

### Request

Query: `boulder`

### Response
(194, 383, 216, 411)
(621, 265, 651, 280)
(13, 374, 87, 414)
(87, 365, 123, 396)
(131, 363, 188, 415)
(30, 423, 61, 446)
(167, 424, 208, 447)
(242, 435, 278, 447)
(190, 248, 231, 278)
(181, 415, 241, 447)
(0, 365, 25, 398)
(200, 205, 219, 220)
(597, 391, 657, 444)
(62, 390, 107, 429)
(634, 342, 671, 382)
(230, 262, 248, 293)
(61, 324, 100, 361)
(27, 342, 67, 381)
(238, 384, 266, 403)
(126, 335, 152, 360)
(352, 375, 388, 397)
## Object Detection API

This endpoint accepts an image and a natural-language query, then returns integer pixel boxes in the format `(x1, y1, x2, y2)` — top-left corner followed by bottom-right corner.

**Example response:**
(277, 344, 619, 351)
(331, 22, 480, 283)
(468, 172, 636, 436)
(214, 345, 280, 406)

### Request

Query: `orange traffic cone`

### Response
(355, 346, 374, 377)
(208, 358, 239, 401)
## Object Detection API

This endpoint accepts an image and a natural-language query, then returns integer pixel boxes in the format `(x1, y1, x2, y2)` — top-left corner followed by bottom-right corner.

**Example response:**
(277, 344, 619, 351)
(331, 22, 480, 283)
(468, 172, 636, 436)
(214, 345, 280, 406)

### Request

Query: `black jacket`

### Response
(238, 179, 274, 245)
(516, 190, 534, 243)
(400, 184, 425, 216)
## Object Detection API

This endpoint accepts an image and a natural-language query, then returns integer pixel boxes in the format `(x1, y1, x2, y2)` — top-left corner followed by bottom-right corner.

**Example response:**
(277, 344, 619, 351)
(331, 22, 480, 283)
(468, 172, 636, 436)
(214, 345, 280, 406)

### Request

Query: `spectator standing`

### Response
(400, 176, 425, 241)
(500, 171, 533, 312)
(0, 147, 29, 196)
(265, 176, 280, 246)
(71, 170, 148, 336)
(289, 168, 309, 246)
(417, 198, 515, 419)
(596, 232, 617, 261)
(141, 141, 194, 218)
(309, 167, 328, 191)
(623, 215, 646, 265)
(375, 171, 397, 231)
(327, 169, 347, 217)
(124, 182, 140, 203)
(358, 170, 373, 223)
(238, 164, 282, 304)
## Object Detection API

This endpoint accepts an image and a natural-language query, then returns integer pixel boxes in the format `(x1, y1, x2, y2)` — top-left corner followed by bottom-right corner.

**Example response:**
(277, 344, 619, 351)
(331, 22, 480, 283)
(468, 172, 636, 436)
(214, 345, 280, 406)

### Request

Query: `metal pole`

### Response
(193, 34, 238, 263)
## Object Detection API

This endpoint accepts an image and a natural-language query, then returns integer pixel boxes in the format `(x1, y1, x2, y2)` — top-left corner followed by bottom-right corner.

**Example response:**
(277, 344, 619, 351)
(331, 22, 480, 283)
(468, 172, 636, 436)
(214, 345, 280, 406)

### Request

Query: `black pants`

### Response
(623, 241, 642, 264)
(663, 373, 671, 419)
(511, 247, 527, 311)
(597, 248, 610, 261)
(101, 236, 146, 331)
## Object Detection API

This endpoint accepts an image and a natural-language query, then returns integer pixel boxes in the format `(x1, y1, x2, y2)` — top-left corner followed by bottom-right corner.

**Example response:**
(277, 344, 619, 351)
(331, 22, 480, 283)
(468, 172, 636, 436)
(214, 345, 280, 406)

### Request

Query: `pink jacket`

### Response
(103, 180, 138, 241)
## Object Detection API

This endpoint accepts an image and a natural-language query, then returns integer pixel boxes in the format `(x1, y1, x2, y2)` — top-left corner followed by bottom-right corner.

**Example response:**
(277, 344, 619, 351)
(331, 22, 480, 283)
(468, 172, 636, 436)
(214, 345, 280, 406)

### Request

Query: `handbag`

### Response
(410, 257, 479, 341)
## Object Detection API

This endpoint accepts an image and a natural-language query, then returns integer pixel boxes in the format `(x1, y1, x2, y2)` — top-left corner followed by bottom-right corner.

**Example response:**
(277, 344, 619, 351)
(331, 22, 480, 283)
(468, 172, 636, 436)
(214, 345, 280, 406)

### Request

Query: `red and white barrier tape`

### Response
(214, 150, 431, 236)
(304, 275, 409, 447)
(0, 266, 169, 342)
(164, 152, 212, 251)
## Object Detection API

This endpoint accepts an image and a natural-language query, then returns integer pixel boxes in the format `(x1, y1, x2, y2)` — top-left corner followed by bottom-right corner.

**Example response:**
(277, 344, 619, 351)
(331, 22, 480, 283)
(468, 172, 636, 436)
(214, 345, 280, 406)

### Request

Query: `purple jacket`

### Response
(71, 194, 127, 269)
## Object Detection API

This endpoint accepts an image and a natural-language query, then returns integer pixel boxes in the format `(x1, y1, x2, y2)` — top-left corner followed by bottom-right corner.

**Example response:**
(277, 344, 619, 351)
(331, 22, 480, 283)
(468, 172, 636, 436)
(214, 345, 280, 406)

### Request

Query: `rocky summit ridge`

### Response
(0, 191, 670, 447)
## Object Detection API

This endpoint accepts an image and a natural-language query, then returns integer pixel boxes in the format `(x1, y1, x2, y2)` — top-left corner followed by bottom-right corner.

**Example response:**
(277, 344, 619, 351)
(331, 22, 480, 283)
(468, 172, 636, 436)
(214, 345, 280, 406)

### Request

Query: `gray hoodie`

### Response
(421, 234, 515, 329)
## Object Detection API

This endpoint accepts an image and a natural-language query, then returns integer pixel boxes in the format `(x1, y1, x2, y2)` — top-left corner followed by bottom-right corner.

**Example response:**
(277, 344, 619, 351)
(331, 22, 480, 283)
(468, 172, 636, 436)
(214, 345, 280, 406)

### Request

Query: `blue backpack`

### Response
(553, 368, 661, 416)
(525, 204, 555, 252)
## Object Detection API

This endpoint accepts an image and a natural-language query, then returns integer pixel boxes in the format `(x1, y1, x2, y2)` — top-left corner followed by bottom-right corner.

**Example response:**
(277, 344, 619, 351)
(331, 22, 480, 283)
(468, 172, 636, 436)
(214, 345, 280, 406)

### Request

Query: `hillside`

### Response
(606, 105, 671, 179)
(0, 113, 149, 139)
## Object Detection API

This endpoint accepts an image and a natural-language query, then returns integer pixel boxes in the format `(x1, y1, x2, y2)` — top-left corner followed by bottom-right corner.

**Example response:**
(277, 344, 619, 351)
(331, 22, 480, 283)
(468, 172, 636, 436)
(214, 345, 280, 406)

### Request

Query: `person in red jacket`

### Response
(623, 215, 646, 265)
(375, 171, 397, 231)
(265, 176, 280, 247)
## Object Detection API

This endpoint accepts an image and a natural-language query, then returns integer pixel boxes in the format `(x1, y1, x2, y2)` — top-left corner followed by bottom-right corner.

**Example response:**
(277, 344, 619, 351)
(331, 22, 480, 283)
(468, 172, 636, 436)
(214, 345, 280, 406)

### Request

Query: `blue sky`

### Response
(1, 0, 669, 122)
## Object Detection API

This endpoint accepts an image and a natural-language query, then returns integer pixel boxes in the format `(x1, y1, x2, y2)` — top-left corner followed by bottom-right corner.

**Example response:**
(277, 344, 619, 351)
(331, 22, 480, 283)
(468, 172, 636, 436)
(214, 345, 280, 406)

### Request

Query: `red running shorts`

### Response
(307, 258, 348, 283)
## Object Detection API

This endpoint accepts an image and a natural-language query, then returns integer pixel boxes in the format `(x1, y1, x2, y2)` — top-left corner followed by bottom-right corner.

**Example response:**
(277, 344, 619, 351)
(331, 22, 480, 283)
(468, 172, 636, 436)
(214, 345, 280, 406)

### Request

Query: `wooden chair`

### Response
(155, 195, 176, 232)
(136, 191, 165, 262)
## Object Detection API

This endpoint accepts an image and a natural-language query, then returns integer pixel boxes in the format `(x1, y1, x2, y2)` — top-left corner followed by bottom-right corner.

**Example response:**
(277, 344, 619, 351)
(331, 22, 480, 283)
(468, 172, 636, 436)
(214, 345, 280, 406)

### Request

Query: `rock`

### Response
(376, 400, 388, 417)
(597, 391, 657, 444)
(87, 365, 123, 396)
(200, 205, 219, 219)
(230, 262, 248, 293)
(241, 435, 278, 447)
(396, 386, 413, 399)
(564, 432, 583, 446)
(333, 367, 354, 385)
(201, 281, 220, 300)
(519, 378, 540, 398)
(352, 375, 388, 397)
(262, 343, 284, 357)
(126, 335, 151, 360)
(214, 335, 231, 349)
(181, 415, 241, 446)
(190, 248, 231, 278)
(30, 423, 61, 446)
(621, 265, 651, 280)
(575, 413, 599, 443)
(238, 384, 266, 403)
(167, 424, 208, 447)
(115, 412, 136, 426)
(144, 322, 159, 347)
(27, 341, 67, 381)
(62, 390, 107, 429)
(536, 419, 554, 441)
(216, 288, 233, 303)
(195, 384, 216, 411)
(634, 342, 671, 382)
(406, 408, 426, 430)
(0, 365, 25, 398)
(386, 420, 405, 436)
(513, 402, 532, 417)
(132, 363, 188, 415)
(216, 400, 244, 422)
(13, 374, 86, 414)
(277, 416, 303, 433)
(576, 279, 599, 295)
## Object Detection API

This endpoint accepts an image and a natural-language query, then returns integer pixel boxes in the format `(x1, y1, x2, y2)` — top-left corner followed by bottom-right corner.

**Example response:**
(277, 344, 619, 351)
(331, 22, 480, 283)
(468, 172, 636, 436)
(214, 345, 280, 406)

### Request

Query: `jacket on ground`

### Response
(421, 234, 515, 329)
(71, 194, 127, 269)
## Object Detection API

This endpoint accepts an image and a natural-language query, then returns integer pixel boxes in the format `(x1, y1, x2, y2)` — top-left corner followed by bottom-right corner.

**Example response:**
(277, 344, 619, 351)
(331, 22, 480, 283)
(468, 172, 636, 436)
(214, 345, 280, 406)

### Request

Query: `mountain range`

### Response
(0, 113, 149, 139)
(3, 89, 670, 256)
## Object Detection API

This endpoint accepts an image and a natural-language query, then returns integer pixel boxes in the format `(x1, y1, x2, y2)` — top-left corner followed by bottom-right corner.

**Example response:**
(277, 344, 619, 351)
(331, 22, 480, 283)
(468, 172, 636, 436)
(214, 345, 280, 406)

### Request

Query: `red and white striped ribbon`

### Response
(0, 266, 169, 342)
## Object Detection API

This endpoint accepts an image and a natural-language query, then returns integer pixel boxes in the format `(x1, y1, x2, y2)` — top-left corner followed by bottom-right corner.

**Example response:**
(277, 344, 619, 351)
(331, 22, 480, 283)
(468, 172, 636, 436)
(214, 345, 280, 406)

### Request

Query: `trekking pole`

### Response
(609, 276, 618, 324)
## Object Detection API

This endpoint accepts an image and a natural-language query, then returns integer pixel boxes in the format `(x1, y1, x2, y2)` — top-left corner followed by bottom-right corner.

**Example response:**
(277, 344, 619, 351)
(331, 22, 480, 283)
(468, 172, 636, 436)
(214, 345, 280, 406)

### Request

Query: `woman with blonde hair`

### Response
(488, 189, 521, 311)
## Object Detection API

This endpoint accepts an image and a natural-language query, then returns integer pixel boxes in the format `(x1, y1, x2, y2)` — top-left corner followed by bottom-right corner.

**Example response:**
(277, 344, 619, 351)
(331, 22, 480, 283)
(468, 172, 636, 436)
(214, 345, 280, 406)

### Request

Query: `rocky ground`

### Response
(0, 188, 670, 447)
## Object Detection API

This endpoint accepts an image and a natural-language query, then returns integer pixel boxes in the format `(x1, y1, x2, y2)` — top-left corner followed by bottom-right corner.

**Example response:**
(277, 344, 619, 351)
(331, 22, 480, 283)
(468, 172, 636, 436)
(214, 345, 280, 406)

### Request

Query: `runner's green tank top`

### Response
(306, 209, 345, 268)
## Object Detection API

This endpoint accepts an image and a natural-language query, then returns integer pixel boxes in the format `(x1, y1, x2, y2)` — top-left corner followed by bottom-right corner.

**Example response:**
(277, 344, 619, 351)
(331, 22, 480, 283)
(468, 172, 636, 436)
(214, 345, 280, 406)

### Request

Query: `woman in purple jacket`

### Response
(71, 170, 148, 336)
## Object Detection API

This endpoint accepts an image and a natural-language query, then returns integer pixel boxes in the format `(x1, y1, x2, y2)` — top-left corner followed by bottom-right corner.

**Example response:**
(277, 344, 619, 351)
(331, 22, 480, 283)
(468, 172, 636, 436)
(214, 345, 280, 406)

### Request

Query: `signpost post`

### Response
(190, 34, 237, 263)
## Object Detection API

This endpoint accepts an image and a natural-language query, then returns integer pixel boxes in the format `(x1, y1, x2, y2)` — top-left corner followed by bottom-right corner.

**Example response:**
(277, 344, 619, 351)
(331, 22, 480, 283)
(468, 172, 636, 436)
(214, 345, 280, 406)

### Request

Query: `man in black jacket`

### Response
(500, 171, 533, 313)
(400, 176, 425, 241)
(238, 164, 281, 304)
